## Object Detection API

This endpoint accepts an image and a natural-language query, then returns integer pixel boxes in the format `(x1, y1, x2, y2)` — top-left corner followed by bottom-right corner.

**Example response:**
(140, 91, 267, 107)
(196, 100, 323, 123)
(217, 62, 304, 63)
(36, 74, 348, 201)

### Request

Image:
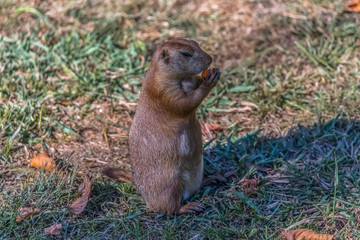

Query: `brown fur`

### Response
(106, 38, 220, 215)
(102, 168, 133, 183)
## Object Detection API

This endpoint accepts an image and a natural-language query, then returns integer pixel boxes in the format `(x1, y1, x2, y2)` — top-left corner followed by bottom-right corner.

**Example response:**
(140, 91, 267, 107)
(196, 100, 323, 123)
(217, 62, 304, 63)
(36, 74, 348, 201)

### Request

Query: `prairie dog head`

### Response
(155, 38, 212, 77)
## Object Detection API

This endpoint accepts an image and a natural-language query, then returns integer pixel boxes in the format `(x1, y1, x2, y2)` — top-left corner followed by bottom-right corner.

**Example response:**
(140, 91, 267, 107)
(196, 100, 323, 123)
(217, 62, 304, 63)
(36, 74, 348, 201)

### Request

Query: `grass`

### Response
(1, 0, 360, 239)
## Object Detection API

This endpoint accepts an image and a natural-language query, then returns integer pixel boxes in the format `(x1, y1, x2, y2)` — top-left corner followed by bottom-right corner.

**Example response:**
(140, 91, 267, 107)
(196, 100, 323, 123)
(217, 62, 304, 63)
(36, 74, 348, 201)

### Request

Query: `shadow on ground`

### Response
(197, 115, 360, 237)
(89, 115, 360, 238)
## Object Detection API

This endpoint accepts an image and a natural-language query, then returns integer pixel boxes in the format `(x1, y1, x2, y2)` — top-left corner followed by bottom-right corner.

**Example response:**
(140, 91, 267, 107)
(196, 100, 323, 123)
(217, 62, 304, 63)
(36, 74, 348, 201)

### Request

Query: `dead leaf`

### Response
(202, 171, 228, 186)
(67, 176, 92, 214)
(44, 223, 62, 236)
(60, 99, 71, 106)
(201, 121, 239, 137)
(30, 152, 56, 171)
(240, 177, 260, 194)
(282, 229, 334, 240)
(246, 162, 272, 173)
(102, 127, 109, 146)
(239, 101, 259, 110)
(16, 207, 40, 222)
(201, 122, 223, 133)
(223, 169, 238, 178)
(320, 76, 326, 84)
(202, 170, 238, 187)
(347, 0, 360, 12)
(139, 55, 145, 68)
(226, 106, 254, 112)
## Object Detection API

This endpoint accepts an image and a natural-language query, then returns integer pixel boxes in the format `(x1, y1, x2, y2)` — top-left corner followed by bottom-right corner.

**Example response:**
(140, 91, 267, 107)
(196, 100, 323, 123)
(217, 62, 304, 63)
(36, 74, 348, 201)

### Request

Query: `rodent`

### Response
(103, 38, 220, 215)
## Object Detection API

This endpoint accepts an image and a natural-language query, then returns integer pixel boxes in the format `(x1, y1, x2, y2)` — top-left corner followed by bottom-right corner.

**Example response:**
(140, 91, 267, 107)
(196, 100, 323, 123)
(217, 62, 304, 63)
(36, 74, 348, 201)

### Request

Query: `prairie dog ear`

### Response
(161, 49, 170, 64)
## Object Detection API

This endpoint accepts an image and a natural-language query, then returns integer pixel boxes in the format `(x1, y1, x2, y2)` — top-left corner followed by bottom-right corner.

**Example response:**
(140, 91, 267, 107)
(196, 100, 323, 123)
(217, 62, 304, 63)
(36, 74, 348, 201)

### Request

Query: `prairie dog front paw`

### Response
(202, 68, 220, 88)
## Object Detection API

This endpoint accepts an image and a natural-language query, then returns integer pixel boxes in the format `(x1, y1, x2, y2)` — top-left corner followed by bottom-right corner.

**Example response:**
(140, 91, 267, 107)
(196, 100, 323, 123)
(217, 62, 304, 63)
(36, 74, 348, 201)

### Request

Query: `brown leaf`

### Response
(16, 207, 40, 222)
(44, 223, 62, 236)
(226, 106, 254, 113)
(30, 152, 56, 171)
(347, 0, 360, 11)
(207, 123, 222, 131)
(201, 121, 240, 136)
(202, 170, 238, 187)
(282, 229, 334, 240)
(246, 162, 272, 173)
(60, 99, 71, 106)
(201, 122, 223, 134)
(67, 176, 92, 214)
(202, 171, 228, 187)
(223, 169, 238, 178)
(240, 177, 260, 194)
(201, 122, 222, 132)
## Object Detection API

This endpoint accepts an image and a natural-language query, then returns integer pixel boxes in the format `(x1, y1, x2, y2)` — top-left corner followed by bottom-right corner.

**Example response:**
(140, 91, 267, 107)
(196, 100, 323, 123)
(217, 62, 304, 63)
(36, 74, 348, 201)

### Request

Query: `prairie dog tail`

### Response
(102, 167, 133, 184)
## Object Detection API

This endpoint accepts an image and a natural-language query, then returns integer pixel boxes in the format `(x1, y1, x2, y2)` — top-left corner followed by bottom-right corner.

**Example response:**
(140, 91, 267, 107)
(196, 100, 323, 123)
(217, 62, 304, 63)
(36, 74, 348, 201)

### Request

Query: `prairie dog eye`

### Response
(180, 51, 192, 57)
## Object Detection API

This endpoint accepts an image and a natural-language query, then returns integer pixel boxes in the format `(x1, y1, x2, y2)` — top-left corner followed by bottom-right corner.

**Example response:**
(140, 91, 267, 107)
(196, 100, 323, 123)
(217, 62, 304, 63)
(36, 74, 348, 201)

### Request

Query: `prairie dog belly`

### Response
(178, 128, 203, 200)
(182, 159, 203, 200)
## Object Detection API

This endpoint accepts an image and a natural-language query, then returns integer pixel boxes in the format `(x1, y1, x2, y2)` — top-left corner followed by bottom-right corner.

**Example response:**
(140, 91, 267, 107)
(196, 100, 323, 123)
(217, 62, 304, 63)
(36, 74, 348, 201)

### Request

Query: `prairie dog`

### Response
(105, 38, 220, 215)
